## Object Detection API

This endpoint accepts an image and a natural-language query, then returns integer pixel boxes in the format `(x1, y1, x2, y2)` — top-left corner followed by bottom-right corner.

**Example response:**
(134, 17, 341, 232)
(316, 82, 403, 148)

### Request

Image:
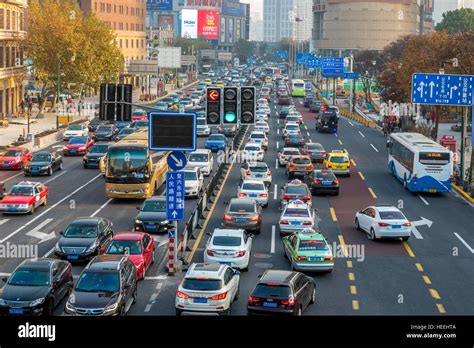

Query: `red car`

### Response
(278, 94, 291, 105)
(0, 181, 48, 214)
(63, 137, 94, 156)
(105, 232, 155, 280)
(0, 147, 32, 170)
(280, 179, 312, 208)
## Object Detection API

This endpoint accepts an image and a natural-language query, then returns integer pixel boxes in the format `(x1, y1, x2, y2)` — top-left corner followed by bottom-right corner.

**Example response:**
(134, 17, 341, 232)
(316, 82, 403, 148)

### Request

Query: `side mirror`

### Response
(99, 247, 106, 254)
(206, 232, 212, 236)
(1, 276, 8, 283)
(249, 233, 254, 238)
(136, 207, 141, 211)
(59, 231, 64, 235)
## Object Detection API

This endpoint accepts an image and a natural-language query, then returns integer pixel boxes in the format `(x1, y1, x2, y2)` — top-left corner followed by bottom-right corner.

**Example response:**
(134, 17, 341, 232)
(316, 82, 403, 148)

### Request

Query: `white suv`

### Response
(187, 149, 213, 176)
(183, 167, 204, 198)
(175, 263, 240, 316)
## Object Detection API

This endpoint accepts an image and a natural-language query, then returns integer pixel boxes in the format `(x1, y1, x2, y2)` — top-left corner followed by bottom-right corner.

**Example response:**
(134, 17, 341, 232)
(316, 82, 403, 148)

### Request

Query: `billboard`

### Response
(198, 10, 220, 40)
(181, 0, 222, 7)
(147, 0, 173, 11)
(222, 0, 245, 17)
(158, 47, 182, 69)
(181, 9, 198, 38)
(227, 17, 234, 44)
(220, 16, 226, 43)
(157, 14, 174, 29)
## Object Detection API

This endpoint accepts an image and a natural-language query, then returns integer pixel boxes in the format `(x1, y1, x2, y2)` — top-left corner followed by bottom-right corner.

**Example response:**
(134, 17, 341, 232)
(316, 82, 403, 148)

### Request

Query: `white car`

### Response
(241, 143, 264, 162)
(282, 123, 301, 138)
(278, 200, 316, 236)
(187, 149, 213, 176)
(288, 111, 303, 123)
(196, 118, 211, 137)
(240, 162, 272, 186)
(249, 131, 268, 150)
(190, 93, 202, 105)
(355, 206, 412, 241)
(238, 180, 269, 207)
(175, 263, 240, 316)
(64, 124, 88, 140)
(204, 229, 253, 270)
(254, 121, 269, 134)
(259, 106, 271, 117)
(183, 167, 204, 198)
(255, 110, 269, 122)
(257, 98, 269, 108)
(278, 147, 301, 166)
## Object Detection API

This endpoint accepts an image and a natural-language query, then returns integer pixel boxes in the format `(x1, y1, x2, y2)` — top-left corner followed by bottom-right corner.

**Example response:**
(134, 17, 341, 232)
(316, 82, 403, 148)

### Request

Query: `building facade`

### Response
(78, 0, 147, 84)
(312, 0, 434, 54)
(0, 0, 27, 119)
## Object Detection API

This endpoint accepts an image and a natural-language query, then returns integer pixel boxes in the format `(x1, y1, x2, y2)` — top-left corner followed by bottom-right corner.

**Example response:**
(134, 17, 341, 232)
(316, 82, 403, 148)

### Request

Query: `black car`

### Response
(217, 124, 239, 137)
(64, 255, 137, 316)
(54, 217, 114, 262)
(309, 101, 323, 113)
(134, 197, 170, 233)
(0, 259, 73, 316)
(93, 125, 119, 142)
(115, 127, 136, 141)
(24, 151, 63, 176)
(88, 118, 109, 132)
(83, 143, 112, 168)
(304, 95, 315, 107)
(279, 106, 291, 119)
(316, 113, 338, 133)
(247, 270, 316, 316)
(304, 169, 339, 195)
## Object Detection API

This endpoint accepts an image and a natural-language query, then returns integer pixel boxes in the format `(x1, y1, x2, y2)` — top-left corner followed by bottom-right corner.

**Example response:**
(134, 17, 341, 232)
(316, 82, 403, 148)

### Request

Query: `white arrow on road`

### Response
(450, 85, 458, 99)
(170, 154, 183, 168)
(417, 81, 425, 98)
(429, 81, 435, 98)
(26, 218, 56, 243)
(411, 217, 433, 228)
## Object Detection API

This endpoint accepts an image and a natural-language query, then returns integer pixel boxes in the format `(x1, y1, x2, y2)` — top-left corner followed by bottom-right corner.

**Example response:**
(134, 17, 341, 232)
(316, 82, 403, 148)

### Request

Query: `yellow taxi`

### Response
(216, 81, 225, 88)
(286, 155, 314, 179)
(204, 79, 212, 85)
(323, 150, 351, 176)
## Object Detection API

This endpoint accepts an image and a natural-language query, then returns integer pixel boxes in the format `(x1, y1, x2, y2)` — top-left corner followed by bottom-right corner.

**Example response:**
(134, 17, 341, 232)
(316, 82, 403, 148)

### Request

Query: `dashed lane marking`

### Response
(436, 304, 446, 314)
(429, 289, 441, 300)
(350, 286, 357, 295)
(348, 272, 355, 281)
(358, 172, 365, 181)
(368, 188, 377, 199)
(418, 195, 430, 206)
(453, 232, 474, 253)
(358, 131, 365, 138)
(338, 236, 348, 257)
(352, 300, 359, 310)
(330, 208, 338, 222)
(350, 159, 357, 167)
(403, 241, 415, 257)
(346, 261, 353, 268)
(43, 171, 68, 184)
(370, 144, 379, 152)
(271, 225, 276, 254)
(422, 275, 432, 285)
(415, 263, 424, 272)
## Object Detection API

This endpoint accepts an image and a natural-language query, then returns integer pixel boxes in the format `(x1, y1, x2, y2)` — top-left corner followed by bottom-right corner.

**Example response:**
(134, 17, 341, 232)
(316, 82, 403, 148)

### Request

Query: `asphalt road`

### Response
(0, 87, 473, 316)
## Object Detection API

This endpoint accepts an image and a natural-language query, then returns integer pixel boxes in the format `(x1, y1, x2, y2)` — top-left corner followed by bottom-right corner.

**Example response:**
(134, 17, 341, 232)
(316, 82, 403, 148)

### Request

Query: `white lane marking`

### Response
(43, 171, 68, 184)
(276, 141, 279, 149)
(149, 293, 159, 302)
(306, 131, 310, 137)
(348, 121, 354, 126)
(0, 219, 10, 226)
(358, 131, 365, 138)
(277, 129, 280, 135)
(1, 172, 23, 183)
(277, 119, 280, 124)
(411, 226, 424, 239)
(454, 233, 474, 253)
(275, 159, 279, 169)
(156, 282, 163, 290)
(271, 225, 276, 254)
(144, 304, 152, 313)
(299, 100, 303, 105)
(370, 144, 379, 152)
(91, 198, 113, 217)
(43, 247, 55, 258)
(0, 174, 102, 243)
(26, 218, 56, 242)
(334, 133, 338, 137)
(304, 125, 308, 130)
(418, 195, 430, 206)
(273, 184, 278, 200)
(0, 272, 11, 276)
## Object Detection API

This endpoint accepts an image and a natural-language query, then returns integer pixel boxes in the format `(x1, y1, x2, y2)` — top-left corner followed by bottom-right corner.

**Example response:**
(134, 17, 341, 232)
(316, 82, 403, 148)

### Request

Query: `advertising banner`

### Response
(181, 9, 198, 38)
(157, 14, 174, 29)
(227, 17, 234, 44)
(147, 0, 173, 11)
(222, 0, 245, 17)
(198, 10, 220, 40)
(220, 16, 226, 43)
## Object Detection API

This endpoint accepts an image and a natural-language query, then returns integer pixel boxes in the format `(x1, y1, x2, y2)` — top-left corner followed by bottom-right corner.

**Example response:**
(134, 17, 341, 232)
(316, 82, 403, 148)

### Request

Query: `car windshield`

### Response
(284, 150, 300, 156)
(331, 156, 348, 163)
(31, 153, 51, 162)
(96, 126, 113, 132)
(108, 147, 148, 179)
(242, 183, 265, 191)
(68, 125, 82, 131)
(9, 186, 33, 196)
(184, 171, 197, 180)
(307, 144, 323, 150)
(189, 153, 208, 162)
(250, 165, 268, 172)
(287, 117, 298, 122)
(299, 240, 328, 251)
(208, 135, 224, 141)
(229, 202, 255, 213)
(284, 208, 309, 217)
(286, 125, 299, 130)
(64, 224, 98, 238)
(142, 200, 166, 212)
(286, 186, 308, 195)
(253, 284, 291, 297)
(76, 272, 120, 293)
(379, 211, 406, 219)
(2, 150, 22, 157)
(106, 240, 142, 255)
(197, 119, 206, 126)
(212, 236, 242, 247)
(315, 171, 336, 180)
(182, 278, 222, 291)
(293, 158, 310, 165)
(8, 269, 50, 286)
(69, 137, 87, 144)
(90, 144, 109, 153)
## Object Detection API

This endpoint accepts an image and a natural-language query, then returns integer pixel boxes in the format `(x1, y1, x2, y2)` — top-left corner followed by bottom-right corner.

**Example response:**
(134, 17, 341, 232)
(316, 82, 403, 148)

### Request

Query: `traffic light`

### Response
(240, 86, 256, 125)
(206, 87, 221, 125)
(223, 87, 238, 125)
(116, 84, 132, 121)
(99, 83, 116, 121)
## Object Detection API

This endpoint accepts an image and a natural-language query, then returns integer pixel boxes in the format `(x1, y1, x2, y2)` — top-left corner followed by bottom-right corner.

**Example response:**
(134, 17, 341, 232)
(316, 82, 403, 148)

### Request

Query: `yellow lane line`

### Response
(350, 285, 357, 295)
(403, 241, 415, 257)
(338, 140, 343, 145)
(348, 272, 355, 281)
(358, 171, 365, 181)
(368, 187, 377, 199)
(436, 304, 446, 314)
(330, 207, 338, 222)
(338, 235, 348, 257)
(346, 260, 353, 268)
(351, 159, 357, 167)
(352, 300, 359, 310)
(423, 275, 432, 285)
(429, 289, 441, 300)
(415, 263, 424, 272)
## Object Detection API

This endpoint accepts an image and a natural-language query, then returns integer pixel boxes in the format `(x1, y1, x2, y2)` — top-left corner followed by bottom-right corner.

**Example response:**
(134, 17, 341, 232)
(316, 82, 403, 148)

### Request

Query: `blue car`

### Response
(156, 102, 168, 111)
(285, 133, 305, 147)
(115, 121, 132, 131)
(169, 93, 180, 104)
(205, 134, 228, 152)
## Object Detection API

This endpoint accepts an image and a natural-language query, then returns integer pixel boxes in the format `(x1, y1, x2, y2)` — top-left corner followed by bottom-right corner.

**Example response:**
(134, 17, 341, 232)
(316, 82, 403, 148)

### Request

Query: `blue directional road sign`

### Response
(168, 229, 176, 239)
(411, 73, 474, 106)
(322, 68, 344, 77)
(167, 151, 187, 171)
(166, 172, 185, 221)
(344, 72, 360, 80)
(321, 57, 344, 69)
(275, 51, 289, 60)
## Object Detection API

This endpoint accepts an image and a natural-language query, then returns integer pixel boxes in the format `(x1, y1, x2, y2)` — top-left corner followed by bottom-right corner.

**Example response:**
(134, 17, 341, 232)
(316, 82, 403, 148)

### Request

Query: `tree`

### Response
(233, 39, 253, 61)
(353, 50, 383, 101)
(25, 0, 123, 111)
(435, 8, 474, 35)
(174, 36, 212, 55)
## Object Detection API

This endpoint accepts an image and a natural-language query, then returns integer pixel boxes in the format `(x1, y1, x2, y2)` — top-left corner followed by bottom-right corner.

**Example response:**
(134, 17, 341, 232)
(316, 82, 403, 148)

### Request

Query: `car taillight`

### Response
(248, 296, 260, 304)
(237, 250, 246, 257)
(403, 222, 412, 227)
(177, 291, 189, 299)
(313, 179, 322, 184)
(281, 298, 295, 307)
(280, 220, 289, 225)
(378, 222, 390, 227)
(307, 151, 313, 154)
(239, 193, 247, 197)
(303, 221, 312, 226)
(324, 256, 334, 261)
(260, 193, 268, 198)
(206, 249, 215, 256)
(250, 215, 259, 222)
(300, 139, 304, 143)
(267, 171, 272, 176)
(322, 151, 326, 155)
(224, 214, 234, 222)
(303, 195, 311, 202)
(309, 164, 314, 170)
(327, 164, 332, 168)
(211, 292, 228, 300)
(295, 256, 307, 261)
(332, 180, 339, 185)
(246, 169, 251, 175)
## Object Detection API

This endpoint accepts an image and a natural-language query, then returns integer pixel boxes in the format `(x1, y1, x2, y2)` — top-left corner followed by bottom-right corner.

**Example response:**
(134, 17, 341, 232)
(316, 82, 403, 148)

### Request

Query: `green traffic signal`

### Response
(224, 112, 237, 124)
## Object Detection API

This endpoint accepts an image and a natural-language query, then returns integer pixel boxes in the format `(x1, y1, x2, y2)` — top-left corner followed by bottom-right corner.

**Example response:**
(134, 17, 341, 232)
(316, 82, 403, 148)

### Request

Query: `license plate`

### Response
(263, 302, 277, 308)
(70, 150, 77, 153)
(193, 298, 208, 304)
(67, 255, 79, 260)
(255, 174, 263, 178)
(323, 181, 332, 185)
(429, 189, 436, 193)
(236, 218, 247, 222)
(323, 125, 328, 128)
(9, 308, 24, 315)
(309, 257, 323, 261)
(146, 225, 157, 230)
(291, 221, 301, 225)
(7, 208, 17, 212)
(392, 225, 401, 229)
(336, 166, 343, 169)
(220, 262, 232, 265)
(31, 169, 39, 173)
(250, 194, 257, 198)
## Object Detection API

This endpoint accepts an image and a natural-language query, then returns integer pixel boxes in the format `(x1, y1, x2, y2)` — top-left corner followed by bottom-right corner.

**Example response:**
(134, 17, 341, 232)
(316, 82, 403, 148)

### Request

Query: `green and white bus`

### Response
(291, 79, 306, 97)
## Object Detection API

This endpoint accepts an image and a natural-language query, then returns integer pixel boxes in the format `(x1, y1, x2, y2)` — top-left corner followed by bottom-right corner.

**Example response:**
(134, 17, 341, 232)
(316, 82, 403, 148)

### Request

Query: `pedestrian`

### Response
(17, 134, 25, 142)
(19, 100, 25, 114)
(431, 111, 436, 125)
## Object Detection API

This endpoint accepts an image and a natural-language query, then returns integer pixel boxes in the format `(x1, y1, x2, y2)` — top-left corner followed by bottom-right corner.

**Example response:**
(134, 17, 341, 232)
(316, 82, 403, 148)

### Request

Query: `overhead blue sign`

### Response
(321, 57, 344, 69)
(222, 0, 245, 17)
(322, 68, 344, 77)
(166, 172, 185, 221)
(305, 57, 321, 69)
(146, 0, 173, 11)
(296, 53, 305, 65)
(344, 72, 360, 80)
(275, 51, 289, 60)
(167, 151, 187, 171)
(412, 73, 474, 106)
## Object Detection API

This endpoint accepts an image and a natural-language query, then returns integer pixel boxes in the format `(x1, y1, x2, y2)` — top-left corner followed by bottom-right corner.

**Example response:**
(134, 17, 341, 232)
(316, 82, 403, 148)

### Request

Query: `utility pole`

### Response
(57, 58, 60, 130)
(460, 106, 468, 186)
(349, 55, 354, 114)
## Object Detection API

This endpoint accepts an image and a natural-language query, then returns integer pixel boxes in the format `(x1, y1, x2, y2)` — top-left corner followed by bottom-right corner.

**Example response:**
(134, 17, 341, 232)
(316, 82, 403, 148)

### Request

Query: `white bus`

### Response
(291, 79, 306, 97)
(387, 133, 453, 193)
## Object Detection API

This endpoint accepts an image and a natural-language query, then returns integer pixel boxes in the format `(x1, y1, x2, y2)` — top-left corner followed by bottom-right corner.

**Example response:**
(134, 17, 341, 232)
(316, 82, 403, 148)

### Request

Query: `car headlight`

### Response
(29, 298, 45, 307)
(19, 204, 29, 208)
(160, 220, 170, 225)
(0, 204, 7, 209)
(41, 166, 50, 170)
(79, 147, 86, 151)
(135, 219, 142, 224)
(63, 146, 68, 150)
(85, 241, 99, 253)
(54, 242, 61, 252)
(104, 302, 119, 313)
(0, 298, 6, 306)
(83, 156, 89, 160)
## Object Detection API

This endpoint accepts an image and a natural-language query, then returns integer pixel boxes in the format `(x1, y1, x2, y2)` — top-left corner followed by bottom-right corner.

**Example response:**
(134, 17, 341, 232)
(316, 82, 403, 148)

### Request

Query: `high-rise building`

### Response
(0, 0, 27, 119)
(78, 0, 146, 84)
(264, 0, 313, 42)
(312, 0, 435, 54)
(434, 0, 474, 23)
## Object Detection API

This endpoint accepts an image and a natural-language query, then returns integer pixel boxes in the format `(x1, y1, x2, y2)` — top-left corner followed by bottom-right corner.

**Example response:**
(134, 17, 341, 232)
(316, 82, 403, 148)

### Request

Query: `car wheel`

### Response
(59, 162, 63, 170)
(234, 286, 240, 301)
(141, 265, 146, 280)
(369, 228, 377, 241)
(222, 308, 231, 316)
(48, 167, 53, 176)
(29, 204, 35, 215)
(151, 251, 155, 264)
(310, 286, 316, 304)
(43, 298, 54, 316)
(295, 305, 302, 316)
(83, 164, 88, 169)
(175, 309, 182, 316)
(355, 218, 361, 231)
